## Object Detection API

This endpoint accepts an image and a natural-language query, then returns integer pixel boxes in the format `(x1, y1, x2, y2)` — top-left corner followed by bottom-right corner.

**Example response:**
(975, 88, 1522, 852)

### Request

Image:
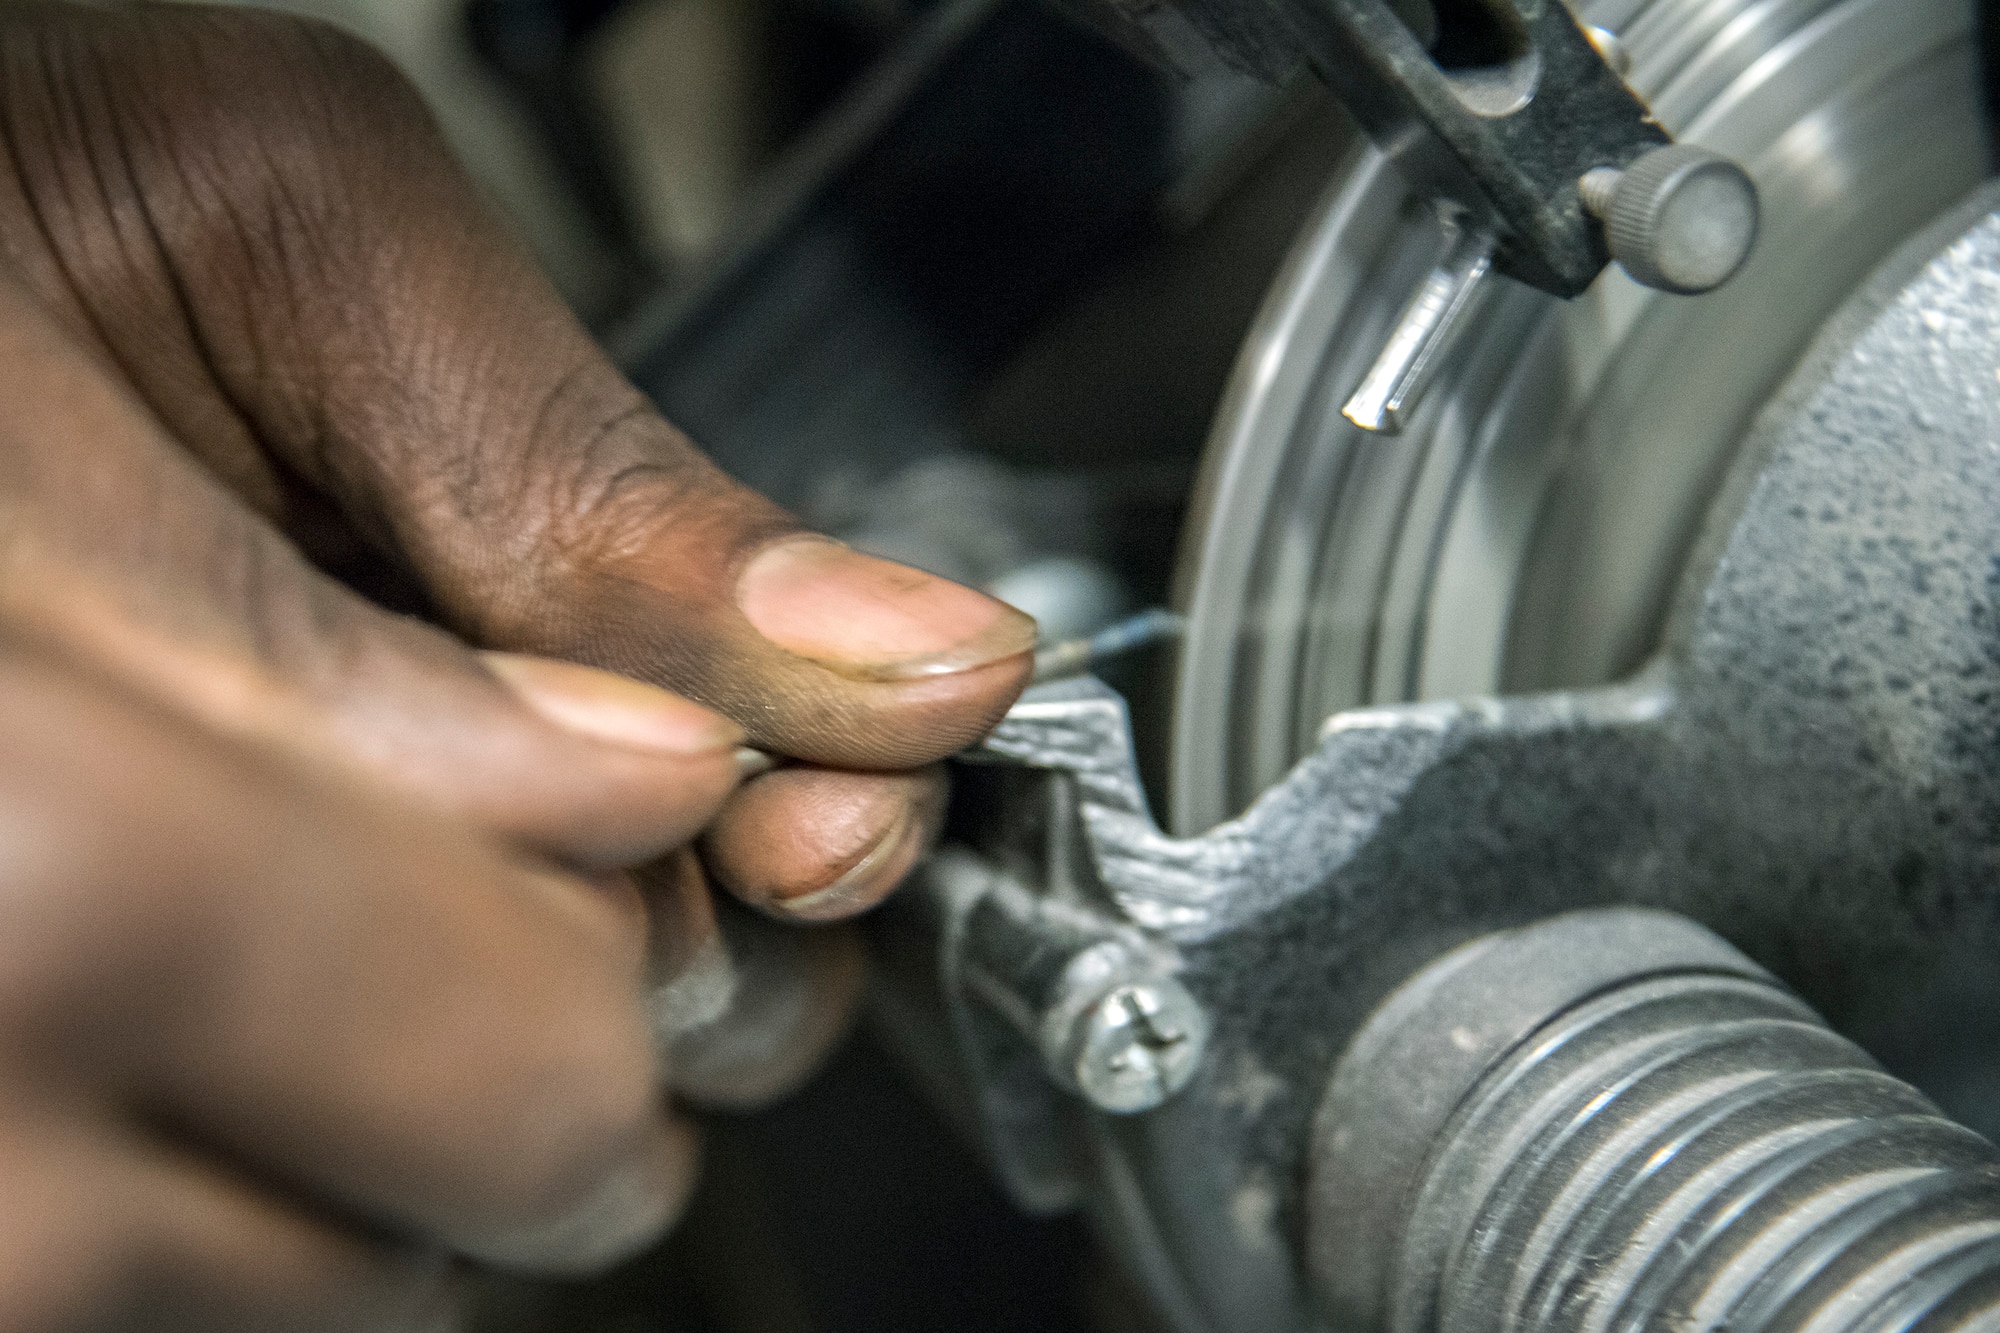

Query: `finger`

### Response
(668, 905, 868, 1111)
(701, 766, 950, 921)
(0, 1095, 452, 1333)
(637, 849, 733, 1043)
(0, 264, 740, 869)
(634, 857, 868, 1109)
(0, 4, 1036, 772)
(0, 636, 695, 1273)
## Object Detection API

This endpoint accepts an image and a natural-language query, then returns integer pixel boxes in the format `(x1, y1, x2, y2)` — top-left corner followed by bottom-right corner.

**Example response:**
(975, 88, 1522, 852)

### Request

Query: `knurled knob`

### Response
(1580, 144, 1759, 295)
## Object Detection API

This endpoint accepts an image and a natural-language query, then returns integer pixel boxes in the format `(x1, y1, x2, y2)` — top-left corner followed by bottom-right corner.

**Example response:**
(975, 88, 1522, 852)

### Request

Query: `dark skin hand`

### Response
(0, 3, 1035, 1327)
(0, 629, 693, 1328)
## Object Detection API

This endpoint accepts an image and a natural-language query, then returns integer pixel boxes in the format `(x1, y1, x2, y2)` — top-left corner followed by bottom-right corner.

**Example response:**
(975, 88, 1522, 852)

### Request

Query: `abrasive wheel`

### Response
(1169, 0, 1993, 836)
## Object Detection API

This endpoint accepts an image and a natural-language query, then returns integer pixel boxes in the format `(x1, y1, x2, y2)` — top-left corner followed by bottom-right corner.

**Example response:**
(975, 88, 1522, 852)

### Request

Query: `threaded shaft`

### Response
(1579, 167, 1623, 219)
(1400, 973, 2000, 1333)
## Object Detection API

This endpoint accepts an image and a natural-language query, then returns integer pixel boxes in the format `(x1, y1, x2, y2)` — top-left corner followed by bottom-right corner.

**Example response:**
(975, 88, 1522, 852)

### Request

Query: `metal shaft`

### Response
(1409, 974, 2000, 1333)
(1312, 911, 2000, 1333)
(1343, 212, 1497, 434)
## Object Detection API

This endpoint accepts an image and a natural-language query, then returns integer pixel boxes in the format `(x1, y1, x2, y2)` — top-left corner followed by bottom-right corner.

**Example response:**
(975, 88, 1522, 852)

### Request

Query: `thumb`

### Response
(490, 459, 1039, 770)
(0, 3, 1037, 769)
(0, 268, 744, 870)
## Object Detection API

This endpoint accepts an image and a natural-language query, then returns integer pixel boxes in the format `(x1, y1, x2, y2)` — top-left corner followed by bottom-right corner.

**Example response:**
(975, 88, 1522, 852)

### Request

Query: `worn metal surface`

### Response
(893, 192, 2000, 1333)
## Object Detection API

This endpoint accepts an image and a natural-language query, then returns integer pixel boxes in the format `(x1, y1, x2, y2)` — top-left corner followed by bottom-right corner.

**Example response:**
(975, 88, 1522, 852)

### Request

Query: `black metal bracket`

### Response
(1277, 0, 1668, 296)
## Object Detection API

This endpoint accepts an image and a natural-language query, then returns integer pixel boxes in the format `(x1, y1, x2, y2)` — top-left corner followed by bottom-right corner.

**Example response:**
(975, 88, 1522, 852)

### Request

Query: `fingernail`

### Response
(735, 746, 777, 780)
(768, 808, 920, 922)
(736, 537, 1037, 682)
(482, 652, 744, 756)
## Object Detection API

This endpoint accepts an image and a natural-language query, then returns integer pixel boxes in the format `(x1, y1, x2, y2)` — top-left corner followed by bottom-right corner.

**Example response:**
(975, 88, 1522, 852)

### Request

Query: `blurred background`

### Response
(185, 1, 1357, 1327)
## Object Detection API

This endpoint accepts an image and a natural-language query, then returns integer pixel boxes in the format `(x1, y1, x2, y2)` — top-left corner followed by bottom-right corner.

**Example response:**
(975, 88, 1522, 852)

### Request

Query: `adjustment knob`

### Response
(1579, 144, 1759, 294)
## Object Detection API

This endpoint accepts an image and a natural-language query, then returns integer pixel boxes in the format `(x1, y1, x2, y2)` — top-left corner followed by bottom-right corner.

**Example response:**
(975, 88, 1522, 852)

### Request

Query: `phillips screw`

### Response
(1059, 977, 1210, 1115)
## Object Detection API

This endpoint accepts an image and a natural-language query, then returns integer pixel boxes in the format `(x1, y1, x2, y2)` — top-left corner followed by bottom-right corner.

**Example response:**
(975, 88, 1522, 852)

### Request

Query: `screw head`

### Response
(1592, 144, 1760, 295)
(1069, 979, 1210, 1114)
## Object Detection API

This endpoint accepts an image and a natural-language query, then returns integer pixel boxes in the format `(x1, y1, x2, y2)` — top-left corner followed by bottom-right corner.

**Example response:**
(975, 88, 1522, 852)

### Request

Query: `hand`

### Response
(0, 2, 1035, 1325)
(0, 1, 1034, 905)
(0, 629, 698, 1328)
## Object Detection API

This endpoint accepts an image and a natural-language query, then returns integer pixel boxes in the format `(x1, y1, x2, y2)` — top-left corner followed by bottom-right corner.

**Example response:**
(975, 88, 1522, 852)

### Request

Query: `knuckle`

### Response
(518, 398, 731, 568)
(519, 381, 788, 575)
(4, 2, 426, 161)
(1, 2, 444, 327)
(179, 11, 433, 202)
(175, 7, 421, 136)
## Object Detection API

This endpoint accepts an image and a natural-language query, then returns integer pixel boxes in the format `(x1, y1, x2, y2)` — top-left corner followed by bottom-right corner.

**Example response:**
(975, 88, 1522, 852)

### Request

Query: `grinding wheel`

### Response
(1170, 0, 1993, 834)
